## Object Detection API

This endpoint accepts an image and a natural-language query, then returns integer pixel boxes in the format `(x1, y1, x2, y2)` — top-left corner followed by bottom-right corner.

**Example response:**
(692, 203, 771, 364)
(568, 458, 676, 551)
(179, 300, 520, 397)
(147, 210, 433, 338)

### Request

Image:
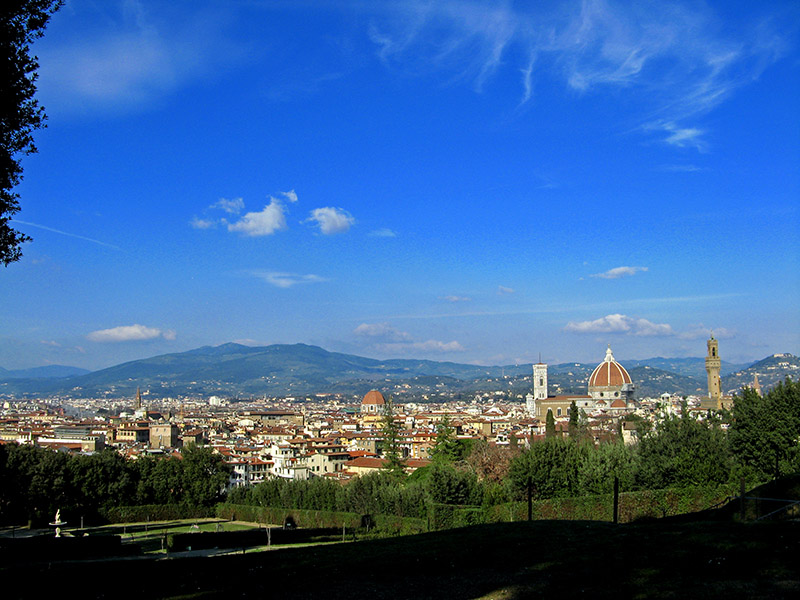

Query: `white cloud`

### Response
(498, 285, 515, 295)
(211, 197, 245, 214)
(87, 324, 176, 343)
(354, 323, 413, 342)
(590, 266, 648, 279)
(190, 216, 217, 230)
(306, 207, 355, 235)
(565, 314, 674, 336)
(228, 199, 287, 236)
(282, 190, 298, 203)
(249, 271, 327, 288)
(442, 295, 471, 303)
(369, 228, 397, 238)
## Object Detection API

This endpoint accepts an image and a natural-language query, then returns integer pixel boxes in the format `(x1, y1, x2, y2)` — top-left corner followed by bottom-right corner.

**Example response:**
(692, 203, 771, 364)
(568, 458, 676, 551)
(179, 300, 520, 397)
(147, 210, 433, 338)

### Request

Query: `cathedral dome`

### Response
(588, 346, 632, 389)
(361, 390, 386, 406)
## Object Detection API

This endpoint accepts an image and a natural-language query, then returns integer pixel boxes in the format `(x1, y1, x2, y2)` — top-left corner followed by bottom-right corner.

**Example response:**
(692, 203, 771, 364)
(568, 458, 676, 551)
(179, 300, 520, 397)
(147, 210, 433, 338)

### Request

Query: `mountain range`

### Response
(0, 343, 796, 400)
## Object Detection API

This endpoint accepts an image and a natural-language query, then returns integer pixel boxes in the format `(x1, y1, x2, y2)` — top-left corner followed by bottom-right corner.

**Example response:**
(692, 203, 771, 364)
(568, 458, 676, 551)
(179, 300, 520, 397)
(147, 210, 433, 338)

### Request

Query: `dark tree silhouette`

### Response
(1, 1, 62, 265)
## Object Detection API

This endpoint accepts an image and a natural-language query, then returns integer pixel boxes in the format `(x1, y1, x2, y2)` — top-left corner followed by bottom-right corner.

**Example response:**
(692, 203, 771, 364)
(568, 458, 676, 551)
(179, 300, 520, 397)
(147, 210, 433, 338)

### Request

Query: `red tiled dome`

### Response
(361, 390, 386, 405)
(588, 346, 632, 388)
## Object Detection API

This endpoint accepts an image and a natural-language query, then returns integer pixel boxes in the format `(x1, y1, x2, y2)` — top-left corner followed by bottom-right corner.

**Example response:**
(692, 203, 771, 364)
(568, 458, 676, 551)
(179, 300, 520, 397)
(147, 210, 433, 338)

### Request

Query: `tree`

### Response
(728, 379, 800, 480)
(636, 411, 732, 489)
(380, 396, 405, 478)
(507, 438, 588, 500)
(1, 1, 62, 265)
(181, 444, 231, 507)
(545, 409, 556, 439)
(430, 415, 460, 463)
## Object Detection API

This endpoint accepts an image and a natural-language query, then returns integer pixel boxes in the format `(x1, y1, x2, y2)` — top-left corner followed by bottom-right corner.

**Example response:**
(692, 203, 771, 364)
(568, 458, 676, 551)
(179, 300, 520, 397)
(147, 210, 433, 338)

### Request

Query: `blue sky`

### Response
(2, 0, 799, 371)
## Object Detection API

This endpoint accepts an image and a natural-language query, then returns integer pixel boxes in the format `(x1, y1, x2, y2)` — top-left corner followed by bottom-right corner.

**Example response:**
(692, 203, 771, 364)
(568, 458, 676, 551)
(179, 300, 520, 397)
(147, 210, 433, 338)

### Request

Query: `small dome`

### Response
(588, 346, 632, 388)
(361, 390, 386, 405)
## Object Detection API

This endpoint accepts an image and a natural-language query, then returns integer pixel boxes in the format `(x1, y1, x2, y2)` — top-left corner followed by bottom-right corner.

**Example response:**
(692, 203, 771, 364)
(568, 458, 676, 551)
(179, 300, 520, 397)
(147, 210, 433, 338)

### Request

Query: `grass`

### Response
(3, 518, 798, 599)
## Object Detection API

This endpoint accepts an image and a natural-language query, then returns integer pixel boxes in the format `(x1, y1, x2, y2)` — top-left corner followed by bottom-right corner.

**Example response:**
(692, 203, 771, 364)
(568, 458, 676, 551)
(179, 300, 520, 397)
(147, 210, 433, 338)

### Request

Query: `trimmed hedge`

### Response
(485, 484, 737, 524)
(101, 504, 213, 524)
(215, 504, 427, 535)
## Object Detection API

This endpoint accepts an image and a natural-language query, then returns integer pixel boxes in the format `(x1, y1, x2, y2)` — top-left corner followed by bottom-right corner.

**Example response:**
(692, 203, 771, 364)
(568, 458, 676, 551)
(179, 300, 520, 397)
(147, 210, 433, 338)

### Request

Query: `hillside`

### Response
(0, 343, 795, 400)
(722, 353, 800, 395)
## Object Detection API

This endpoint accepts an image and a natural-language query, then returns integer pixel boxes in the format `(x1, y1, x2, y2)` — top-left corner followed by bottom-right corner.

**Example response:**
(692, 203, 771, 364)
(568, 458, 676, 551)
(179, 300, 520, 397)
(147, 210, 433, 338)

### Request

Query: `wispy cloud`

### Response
(590, 266, 648, 279)
(37, 3, 242, 115)
(249, 270, 327, 288)
(369, 228, 397, 238)
(442, 295, 471, 303)
(189, 216, 217, 230)
(367, 0, 792, 149)
(87, 324, 176, 343)
(355, 322, 465, 354)
(211, 197, 244, 214)
(565, 313, 673, 336)
(497, 285, 515, 295)
(306, 207, 355, 235)
(354, 323, 413, 342)
(679, 325, 736, 340)
(11, 219, 122, 250)
(658, 164, 704, 173)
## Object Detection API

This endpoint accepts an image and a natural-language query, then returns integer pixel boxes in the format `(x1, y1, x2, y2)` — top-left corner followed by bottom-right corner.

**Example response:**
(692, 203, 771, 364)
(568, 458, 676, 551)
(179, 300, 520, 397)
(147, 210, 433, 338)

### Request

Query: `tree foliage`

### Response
(380, 396, 405, 478)
(1, 0, 62, 265)
(729, 379, 800, 480)
(430, 415, 460, 463)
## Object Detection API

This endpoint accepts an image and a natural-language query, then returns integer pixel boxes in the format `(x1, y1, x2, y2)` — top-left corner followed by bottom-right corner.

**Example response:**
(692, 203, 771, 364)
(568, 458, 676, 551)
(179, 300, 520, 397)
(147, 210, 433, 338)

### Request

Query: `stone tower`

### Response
(705, 334, 722, 410)
(533, 362, 548, 400)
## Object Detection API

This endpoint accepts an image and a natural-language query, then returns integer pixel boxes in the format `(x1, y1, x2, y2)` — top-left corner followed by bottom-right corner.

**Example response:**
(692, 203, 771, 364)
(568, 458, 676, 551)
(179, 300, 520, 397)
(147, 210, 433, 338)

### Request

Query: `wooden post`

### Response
(613, 477, 619, 524)
(739, 477, 746, 521)
(527, 477, 533, 522)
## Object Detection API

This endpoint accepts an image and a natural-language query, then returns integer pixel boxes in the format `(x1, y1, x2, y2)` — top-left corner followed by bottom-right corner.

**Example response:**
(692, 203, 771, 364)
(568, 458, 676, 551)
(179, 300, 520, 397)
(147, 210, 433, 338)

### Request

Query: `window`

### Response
(557, 408, 562, 417)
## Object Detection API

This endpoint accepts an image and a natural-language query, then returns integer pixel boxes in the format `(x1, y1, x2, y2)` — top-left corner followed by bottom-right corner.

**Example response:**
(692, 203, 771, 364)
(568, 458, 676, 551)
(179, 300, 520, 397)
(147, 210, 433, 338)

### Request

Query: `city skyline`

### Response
(2, 0, 799, 371)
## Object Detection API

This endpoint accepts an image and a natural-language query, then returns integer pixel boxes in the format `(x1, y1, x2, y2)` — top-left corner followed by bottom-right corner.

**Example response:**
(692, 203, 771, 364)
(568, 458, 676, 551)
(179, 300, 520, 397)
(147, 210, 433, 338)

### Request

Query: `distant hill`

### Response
(0, 365, 91, 380)
(1, 343, 795, 400)
(625, 357, 746, 380)
(721, 353, 800, 395)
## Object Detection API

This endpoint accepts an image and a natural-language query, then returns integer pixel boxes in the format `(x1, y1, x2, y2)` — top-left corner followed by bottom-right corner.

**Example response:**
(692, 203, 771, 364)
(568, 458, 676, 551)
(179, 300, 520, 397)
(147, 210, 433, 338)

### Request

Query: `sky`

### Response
(2, 0, 799, 371)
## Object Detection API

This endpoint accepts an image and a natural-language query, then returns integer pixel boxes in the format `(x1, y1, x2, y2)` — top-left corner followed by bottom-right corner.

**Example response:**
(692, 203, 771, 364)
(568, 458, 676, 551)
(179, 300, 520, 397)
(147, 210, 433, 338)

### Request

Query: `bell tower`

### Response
(705, 334, 722, 410)
(533, 360, 548, 401)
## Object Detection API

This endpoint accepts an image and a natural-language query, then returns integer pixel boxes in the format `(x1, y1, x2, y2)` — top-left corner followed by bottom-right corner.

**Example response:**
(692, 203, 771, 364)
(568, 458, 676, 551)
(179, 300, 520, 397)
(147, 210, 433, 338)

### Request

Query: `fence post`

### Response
(527, 477, 532, 522)
(739, 477, 746, 521)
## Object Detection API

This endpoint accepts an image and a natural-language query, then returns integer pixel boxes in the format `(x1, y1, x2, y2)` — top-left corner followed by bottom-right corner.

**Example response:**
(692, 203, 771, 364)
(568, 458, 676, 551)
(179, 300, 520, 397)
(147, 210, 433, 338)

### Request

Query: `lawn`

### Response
(4, 518, 799, 599)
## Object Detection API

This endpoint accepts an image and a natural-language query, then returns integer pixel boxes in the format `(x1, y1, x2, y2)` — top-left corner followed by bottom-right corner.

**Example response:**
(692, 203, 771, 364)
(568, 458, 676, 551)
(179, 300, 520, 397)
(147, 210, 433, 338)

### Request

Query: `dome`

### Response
(588, 346, 632, 389)
(361, 390, 386, 406)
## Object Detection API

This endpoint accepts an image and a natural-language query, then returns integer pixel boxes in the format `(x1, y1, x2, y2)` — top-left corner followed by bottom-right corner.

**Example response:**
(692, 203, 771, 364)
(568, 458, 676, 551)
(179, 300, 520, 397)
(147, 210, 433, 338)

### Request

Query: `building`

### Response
(360, 390, 386, 415)
(533, 346, 634, 419)
(700, 334, 734, 410)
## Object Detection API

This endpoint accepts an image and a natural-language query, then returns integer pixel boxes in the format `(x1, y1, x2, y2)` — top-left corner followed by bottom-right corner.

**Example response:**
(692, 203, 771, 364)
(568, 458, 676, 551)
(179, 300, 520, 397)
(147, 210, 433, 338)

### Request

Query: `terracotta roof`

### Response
(361, 390, 386, 405)
(588, 347, 632, 388)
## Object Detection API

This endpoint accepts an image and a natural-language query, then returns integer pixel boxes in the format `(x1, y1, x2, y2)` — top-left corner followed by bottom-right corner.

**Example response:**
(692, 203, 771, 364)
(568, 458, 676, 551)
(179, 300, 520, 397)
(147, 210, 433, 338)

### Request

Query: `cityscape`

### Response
(1, 1, 799, 598)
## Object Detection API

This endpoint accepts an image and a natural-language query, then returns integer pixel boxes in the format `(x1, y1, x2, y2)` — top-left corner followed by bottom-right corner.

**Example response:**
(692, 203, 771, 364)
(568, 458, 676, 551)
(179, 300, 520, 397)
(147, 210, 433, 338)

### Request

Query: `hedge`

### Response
(485, 484, 737, 524)
(101, 504, 214, 524)
(215, 504, 427, 535)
